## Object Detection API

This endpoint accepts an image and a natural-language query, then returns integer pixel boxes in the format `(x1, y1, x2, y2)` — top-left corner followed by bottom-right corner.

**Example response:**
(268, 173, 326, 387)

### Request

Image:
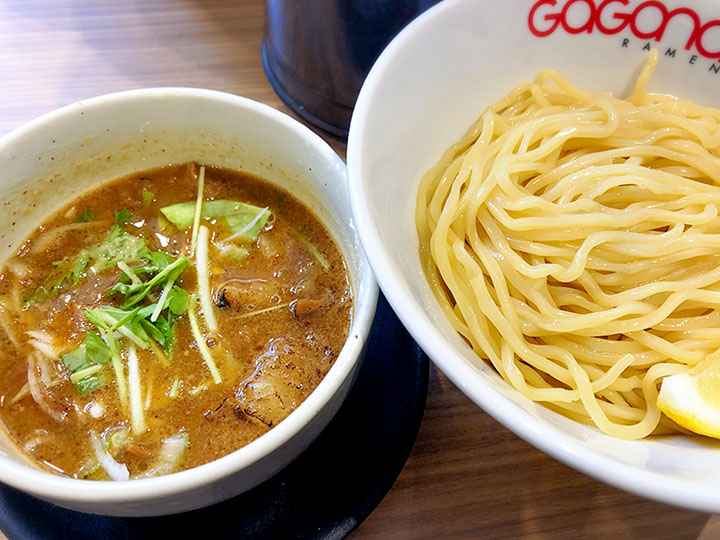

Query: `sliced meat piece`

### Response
(216, 279, 283, 313)
(235, 337, 317, 428)
(291, 296, 328, 320)
(124, 443, 153, 459)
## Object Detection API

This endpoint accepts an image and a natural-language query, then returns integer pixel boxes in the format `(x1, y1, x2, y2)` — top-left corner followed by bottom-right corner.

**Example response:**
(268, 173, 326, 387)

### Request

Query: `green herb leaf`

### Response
(84, 309, 109, 330)
(128, 317, 150, 344)
(24, 264, 69, 306)
(102, 306, 148, 340)
(85, 252, 187, 355)
(167, 285, 188, 315)
(91, 226, 149, 273)
(108, 281, 132, 296)
(153, 315, 174, 350)
(85, 306, 149, 349)
(69, 250, 91, 285)
(148, 251, 174, 271)
(27, 220, 149, 305)
(60, 345, 88, 374)
(74, 376, 104, 395)
(60, 343, 106, 395)
(140, 318, 166, 346)
(115, 208, 132, 225)
(74, 210, 96, 223)
(122, 256, 189, 309)
(135, 304, 157, 320)
(85, 331, 111, 365)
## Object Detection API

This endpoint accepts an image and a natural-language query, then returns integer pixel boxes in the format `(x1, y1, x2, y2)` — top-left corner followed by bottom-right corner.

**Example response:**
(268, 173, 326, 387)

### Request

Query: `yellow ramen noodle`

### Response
(416, 50, 720, 440)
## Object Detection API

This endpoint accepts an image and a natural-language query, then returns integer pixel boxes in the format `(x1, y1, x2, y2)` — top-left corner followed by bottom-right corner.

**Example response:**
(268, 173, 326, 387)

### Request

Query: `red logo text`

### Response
(528, 0, 720, 61)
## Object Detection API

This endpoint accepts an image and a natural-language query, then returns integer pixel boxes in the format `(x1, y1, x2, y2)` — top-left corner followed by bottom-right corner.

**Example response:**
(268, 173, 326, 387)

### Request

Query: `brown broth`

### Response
(0, 164, 352, 479)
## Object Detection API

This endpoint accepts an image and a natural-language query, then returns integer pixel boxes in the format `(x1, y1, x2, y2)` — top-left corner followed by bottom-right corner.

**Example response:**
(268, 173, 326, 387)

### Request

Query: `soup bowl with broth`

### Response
(0, 88, 377, 516)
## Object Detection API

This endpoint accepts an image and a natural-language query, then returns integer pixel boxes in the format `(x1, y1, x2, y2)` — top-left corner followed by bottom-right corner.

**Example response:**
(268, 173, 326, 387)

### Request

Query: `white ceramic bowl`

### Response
(348, 0, 720, 512)
(0, 88, 378, 516)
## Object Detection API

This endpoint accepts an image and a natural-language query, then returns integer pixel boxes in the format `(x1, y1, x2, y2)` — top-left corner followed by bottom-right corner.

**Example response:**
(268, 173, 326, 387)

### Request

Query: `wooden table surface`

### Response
(0, 1, 718, 538)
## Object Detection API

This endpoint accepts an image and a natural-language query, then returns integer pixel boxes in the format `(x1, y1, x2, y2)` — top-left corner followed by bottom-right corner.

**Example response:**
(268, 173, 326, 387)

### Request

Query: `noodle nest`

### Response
(416, 51, 720, 440)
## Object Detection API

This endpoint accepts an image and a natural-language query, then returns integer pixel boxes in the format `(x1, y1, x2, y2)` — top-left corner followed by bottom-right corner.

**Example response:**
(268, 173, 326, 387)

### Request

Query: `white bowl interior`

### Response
(0, 88, 377, 515)
(348, 0, 720, 512)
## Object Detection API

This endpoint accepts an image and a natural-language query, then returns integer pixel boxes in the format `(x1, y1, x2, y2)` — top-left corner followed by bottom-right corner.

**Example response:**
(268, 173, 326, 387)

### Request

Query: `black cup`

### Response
(262, 0, 441, 139)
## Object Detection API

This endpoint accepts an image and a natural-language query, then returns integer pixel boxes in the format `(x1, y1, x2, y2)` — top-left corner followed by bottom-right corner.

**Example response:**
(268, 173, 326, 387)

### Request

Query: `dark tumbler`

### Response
(262, 0, 441, 139)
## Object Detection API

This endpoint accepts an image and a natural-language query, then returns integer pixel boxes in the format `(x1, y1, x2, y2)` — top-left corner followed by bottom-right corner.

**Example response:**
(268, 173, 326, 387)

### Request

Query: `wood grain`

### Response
(0, 0, 716, 538)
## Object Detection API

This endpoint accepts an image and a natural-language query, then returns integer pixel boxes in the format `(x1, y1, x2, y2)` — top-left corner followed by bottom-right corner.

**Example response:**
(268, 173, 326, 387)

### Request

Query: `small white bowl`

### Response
(0, 89, 378, 516)
(348, 0, 720, 513)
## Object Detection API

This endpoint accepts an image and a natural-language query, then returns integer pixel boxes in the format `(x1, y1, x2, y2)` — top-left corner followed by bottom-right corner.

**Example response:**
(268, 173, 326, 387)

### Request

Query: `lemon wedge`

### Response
(657, 357, 720, 439)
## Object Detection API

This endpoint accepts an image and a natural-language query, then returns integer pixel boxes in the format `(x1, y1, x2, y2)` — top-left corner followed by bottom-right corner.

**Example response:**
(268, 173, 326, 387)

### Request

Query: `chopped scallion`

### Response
(195, 225, 217, 332)
(76, 458, 101, 479)
(117, 261, 143, 287)
(147, 338, 170, 367)
(168, 377, 180, 398)
(142, 190, 154, 207)
(136, 433, 188, 478)
(90, 431, 129, 481)
(189, 384, 208, 396)
(127, 344, 146, 436)
(190, 165, 206, 252)
(187, 293, 221, 384)
(70, 363, 103, 384)
(235, 302, 290, 319)
(60, 344, 104, 395)
(121, 256, 189, 309)
(297, 226, 330, 270)
(151, 274, 176, 323)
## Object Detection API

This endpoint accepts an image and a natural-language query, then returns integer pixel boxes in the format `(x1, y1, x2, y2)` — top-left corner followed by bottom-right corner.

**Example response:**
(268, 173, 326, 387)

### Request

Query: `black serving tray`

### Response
(0, 292, 429, 540)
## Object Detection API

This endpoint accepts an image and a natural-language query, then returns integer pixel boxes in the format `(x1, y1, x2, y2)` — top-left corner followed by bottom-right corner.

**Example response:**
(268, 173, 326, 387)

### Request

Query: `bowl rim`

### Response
(0, 87, 379, 504)
(347, 0, 720, 513)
